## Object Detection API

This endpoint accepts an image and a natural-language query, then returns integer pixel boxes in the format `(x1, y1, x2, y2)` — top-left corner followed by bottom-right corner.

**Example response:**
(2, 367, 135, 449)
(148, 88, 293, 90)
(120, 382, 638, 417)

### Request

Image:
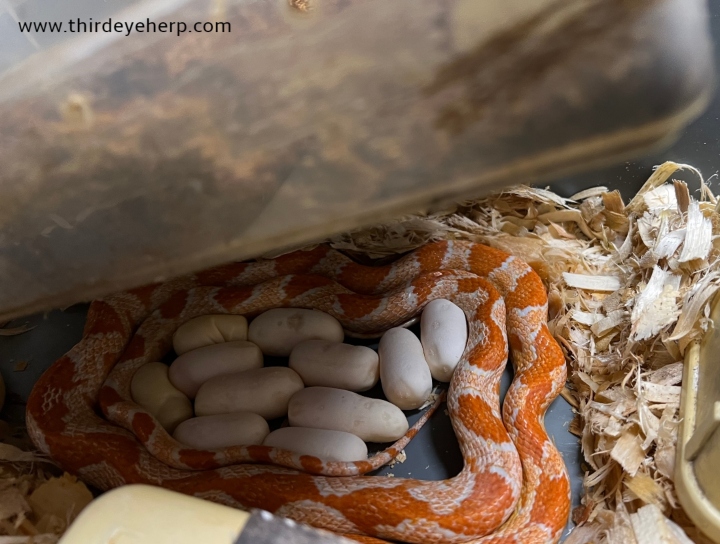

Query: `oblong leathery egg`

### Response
(263, 427, 368, 462)
(131, 362, 193, 433)
(289, 340, 379, 391)
(421, 299, 468, 382)
(194, 367, 304, 419)
(379, 328, 432, 410)
(289, 387, 408, 442)
(173, 412, 270, 449)
(168, 341, 263, 398)
(248, 309, 343, 357)
(173, 315, 248, 356)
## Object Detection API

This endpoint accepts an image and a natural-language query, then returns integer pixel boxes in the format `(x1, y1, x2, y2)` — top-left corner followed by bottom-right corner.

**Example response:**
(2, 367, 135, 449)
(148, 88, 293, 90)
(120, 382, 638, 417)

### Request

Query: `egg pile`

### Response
(130, 300, 467, 462)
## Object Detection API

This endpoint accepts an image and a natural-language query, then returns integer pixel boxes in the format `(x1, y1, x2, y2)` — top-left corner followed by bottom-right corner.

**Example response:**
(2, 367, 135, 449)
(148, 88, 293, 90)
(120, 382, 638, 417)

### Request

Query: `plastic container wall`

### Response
(677, 294, 720, 543)
(0, 0, 715, 320)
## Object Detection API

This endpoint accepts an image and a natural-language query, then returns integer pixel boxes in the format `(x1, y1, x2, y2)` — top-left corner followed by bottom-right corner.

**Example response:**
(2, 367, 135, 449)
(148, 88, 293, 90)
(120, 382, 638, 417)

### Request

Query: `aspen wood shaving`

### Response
(0, 422, 91, 542)
(625, 473, 666, 507)
(630, 504, 694, 544)
(571, 187, 609, 201)
(610, 432, 645, 477)
(678, 202, 712, 263)
(674, 181, 690, 215)
(563, 273, 622, 292)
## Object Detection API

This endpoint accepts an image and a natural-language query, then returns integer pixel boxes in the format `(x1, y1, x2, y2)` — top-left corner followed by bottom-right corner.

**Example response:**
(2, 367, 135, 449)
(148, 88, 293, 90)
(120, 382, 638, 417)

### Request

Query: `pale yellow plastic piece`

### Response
(677, 294, 720, 543)
(59, 485, 249, 544)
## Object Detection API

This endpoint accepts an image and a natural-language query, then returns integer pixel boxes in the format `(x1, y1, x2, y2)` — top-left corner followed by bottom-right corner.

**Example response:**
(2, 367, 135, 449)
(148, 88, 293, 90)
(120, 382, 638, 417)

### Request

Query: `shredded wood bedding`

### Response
(1, 161, 717, 543)
(0, 436, 91, 543)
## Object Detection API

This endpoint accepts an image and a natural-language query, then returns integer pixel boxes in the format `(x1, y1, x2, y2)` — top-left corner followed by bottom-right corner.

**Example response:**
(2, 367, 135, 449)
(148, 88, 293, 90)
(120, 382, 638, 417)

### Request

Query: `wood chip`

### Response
(571, 187, 609, 201)
(669, 274, 720, 340)
(563, 273, 622, 292)
(630, 267, 681, 341)
(643, 185, 678, 211)
(418, 391, 439, 410)
(625, 472, 665, 506)
(640, 383, 681, 405)
(673, 180, 690, 214)
(602, 191, 625, 213)
(646, 363, 683, 386)
(0, 444, 50, 464)
(28, 475, 93, 531)
(387, 450, 407, 469)
(540, 210, 595, 239)
(678, 201, 712, 262)
(591, 310, 626, 336)
(629, 161, 701, 212)
(629, 504, 694, 544)
(610, 432, 645, 477)
(572, 310, 604, 326)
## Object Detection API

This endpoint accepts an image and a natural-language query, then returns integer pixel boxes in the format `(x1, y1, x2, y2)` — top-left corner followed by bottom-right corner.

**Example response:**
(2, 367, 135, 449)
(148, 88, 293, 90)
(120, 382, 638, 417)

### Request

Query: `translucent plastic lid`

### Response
(0, 0, 714, 320)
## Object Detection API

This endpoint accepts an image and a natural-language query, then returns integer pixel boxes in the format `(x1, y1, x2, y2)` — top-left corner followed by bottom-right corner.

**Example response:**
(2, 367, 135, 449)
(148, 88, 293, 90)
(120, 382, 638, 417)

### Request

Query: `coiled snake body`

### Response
(27, 241, 570, 543)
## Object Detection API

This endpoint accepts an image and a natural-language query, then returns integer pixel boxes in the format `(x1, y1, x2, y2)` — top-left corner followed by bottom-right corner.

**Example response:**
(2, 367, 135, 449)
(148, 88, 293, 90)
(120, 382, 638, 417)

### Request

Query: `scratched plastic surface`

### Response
(0, 0, 715, 321)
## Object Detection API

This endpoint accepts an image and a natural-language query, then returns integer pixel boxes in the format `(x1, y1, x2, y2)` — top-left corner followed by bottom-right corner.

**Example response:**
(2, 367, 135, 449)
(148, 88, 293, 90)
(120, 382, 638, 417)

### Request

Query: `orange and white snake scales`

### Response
(26, 240, 570, 544)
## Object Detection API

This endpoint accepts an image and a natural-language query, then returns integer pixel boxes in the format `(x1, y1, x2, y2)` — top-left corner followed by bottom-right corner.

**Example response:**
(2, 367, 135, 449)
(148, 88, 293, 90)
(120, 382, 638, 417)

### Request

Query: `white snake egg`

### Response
(194, 366, 304, 420)
(420, 299, 468, 382)
(168, 340, 263, 398)
(248, 309, 343, 357)
(378, 328, 433, 410)
(289, 340, 379, 391)
(263, 427, 368, 462)
(131, 362, 193, 433)
(173, 412, 270, 449)
(173, 314, 248, 355)
(288, 386, 408, 442)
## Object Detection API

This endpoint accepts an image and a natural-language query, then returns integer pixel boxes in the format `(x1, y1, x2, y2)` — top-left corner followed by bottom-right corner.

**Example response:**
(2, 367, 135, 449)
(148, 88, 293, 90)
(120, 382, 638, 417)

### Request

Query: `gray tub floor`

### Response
(0, 305, 583, 542)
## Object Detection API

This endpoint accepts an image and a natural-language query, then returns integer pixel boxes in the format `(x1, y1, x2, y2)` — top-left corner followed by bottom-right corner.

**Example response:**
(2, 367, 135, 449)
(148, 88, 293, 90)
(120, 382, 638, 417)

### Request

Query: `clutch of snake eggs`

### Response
(194, 366, 304, 419)
(173, 412, 270, 449)
(288, 386, 408, 442)
(248, 309, 344, 356)
(289, 340, 379, 391)
(165, 306, 452, 456)
(173, 315, 248, 355)
(168, 340, 263, 398)
(131, 362, 193, 433)
(420, 299, 468, 382)
(263, 427, 368, 462)
(379, 328, 433, 410)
